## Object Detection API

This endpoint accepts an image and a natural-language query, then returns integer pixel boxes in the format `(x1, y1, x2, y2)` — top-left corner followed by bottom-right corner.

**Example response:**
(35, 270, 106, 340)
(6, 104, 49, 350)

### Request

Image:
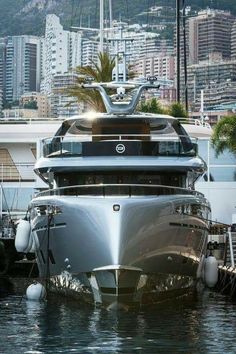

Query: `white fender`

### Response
(15, 219, 32, 253)
(203, 256, 218, 288)
(26, 283, 46, 301)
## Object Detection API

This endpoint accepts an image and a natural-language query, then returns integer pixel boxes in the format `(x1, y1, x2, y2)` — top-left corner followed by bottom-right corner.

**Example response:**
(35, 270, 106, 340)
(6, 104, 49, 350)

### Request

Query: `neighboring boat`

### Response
(26, 80, 210, 307)
(0, 240, 8, 276)
(180, 118, 212, 138)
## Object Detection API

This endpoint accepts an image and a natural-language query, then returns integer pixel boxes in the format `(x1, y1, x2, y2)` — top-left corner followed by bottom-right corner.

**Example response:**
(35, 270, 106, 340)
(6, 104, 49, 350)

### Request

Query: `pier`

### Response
(208, 224, 236, 298)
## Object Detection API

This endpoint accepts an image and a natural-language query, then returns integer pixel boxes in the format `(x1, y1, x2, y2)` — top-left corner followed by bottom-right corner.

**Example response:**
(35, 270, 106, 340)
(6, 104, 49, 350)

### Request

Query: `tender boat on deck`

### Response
(28, 81, 211, 306)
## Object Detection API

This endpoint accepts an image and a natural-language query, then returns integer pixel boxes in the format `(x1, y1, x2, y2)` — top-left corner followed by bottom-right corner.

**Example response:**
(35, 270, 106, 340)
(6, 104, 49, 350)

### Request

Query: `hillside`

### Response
(0, 0, 236, 37)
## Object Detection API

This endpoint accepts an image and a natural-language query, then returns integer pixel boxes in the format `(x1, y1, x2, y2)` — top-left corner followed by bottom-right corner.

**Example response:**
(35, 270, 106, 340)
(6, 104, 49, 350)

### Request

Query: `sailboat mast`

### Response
(176, 0, 180, 102)
(99, 0, 104, 53)
(109, 0, 113, 29)
(183, 0, 188, 112)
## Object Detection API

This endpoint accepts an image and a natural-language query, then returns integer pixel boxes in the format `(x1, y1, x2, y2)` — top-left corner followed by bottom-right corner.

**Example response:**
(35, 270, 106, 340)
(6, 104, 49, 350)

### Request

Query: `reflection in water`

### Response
(1, 291, 236, 353)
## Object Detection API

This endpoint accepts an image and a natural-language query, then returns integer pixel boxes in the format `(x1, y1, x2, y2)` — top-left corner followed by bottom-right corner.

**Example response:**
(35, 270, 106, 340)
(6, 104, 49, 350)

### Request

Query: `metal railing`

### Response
(35, 183, 204, 199)
(0, 117, 62, 124)
(0, 163, 35, 182)
(179, 118, 211, 129)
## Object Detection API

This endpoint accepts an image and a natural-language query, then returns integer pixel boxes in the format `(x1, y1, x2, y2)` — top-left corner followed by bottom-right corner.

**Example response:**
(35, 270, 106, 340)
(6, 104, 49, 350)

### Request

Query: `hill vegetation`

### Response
(0, 0, 235, 37)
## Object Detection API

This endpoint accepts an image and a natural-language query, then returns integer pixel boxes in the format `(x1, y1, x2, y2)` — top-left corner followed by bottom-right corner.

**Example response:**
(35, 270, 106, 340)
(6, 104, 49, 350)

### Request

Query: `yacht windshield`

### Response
(55, 171, 186, 188)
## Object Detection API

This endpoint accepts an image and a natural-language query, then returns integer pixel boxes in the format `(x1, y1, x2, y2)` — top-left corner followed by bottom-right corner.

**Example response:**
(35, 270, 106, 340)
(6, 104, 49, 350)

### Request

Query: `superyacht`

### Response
(20, 78, 211, 307)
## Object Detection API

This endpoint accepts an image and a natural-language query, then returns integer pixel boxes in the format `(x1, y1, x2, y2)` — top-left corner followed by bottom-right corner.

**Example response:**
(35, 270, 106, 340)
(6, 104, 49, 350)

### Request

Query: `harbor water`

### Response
(1, 289, 236, 353)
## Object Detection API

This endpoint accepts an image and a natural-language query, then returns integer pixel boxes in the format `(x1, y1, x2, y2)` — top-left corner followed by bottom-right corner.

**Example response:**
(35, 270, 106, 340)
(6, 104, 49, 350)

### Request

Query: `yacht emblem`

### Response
(116, 143, 126, 154)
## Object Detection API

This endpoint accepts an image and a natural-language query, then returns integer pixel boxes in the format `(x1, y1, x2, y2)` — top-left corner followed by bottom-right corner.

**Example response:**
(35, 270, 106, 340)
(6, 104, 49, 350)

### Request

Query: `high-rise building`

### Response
(0, 38, 7, 105)
(187, 59, 236, 110)
(187, 9, 235, 64)
(117, 29, 161, 64)
(42, 14, 82, 95)
(50, 72, 83, 117)
(81, 38, 98, 67)
(135, 55, 175, 80)
(5, 35, 43, 102)
(231, 20, 236, 59)
(0, 88, 3, 115)
(139, 38, 174, 57)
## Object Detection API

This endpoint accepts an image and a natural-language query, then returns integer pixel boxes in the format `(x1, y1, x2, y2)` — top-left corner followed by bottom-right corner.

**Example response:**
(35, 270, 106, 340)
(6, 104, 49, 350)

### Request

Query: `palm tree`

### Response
(65, 52, 115, 112)
(138, 98, 166, 114)
(211, 114, 236, 156)
(168, 102, 188, 118)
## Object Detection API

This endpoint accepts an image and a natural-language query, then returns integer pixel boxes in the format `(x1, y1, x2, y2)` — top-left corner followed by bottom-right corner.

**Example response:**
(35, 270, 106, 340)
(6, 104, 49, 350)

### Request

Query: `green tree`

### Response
(211, 114, 236, 156)
(138, 98, 166, 114)
(139, 101, 149, 112)
(168, 102, 188, 118)
(65, 52, 115, 112)
(23, 100, 38, 110)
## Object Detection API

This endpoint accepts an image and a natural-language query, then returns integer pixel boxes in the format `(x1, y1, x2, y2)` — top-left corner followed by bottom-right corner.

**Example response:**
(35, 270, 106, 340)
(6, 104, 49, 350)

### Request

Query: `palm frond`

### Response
(211, 114, 236, 156)
(64, 52, 115, 112)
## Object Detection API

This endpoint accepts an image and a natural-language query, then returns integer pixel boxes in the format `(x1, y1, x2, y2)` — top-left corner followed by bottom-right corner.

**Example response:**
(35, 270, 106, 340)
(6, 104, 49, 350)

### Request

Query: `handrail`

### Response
(0, 117, 62, 124)
(35, 183, 204, 198)
(42, 134, 198, 142)
(179, 118, 211, 129)
(227, 226, 235, 267)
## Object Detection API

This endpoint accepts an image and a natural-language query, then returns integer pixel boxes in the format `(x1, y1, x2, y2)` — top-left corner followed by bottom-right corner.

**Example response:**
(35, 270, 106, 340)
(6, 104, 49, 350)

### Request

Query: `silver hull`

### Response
(30, 194, 209, 306)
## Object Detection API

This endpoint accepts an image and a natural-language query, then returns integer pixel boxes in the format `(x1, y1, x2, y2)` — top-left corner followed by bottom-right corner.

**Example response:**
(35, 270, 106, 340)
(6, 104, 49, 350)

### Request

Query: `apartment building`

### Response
(42, 14, 82, 95)
(187, 59, 236, 110)
(4, 35, 43, 102)
(81, 38, 99, 67)
(135, 55, 175, 80)
(187, 9, 235, 64)
(231, 20, 236, 59)
(50, 72, 83, 117)
(20, 91, 50, 118)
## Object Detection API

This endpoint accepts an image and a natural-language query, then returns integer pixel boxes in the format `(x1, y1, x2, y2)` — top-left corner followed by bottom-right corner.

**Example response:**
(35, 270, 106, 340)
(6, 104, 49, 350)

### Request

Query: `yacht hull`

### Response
(29, 194, 209, 306)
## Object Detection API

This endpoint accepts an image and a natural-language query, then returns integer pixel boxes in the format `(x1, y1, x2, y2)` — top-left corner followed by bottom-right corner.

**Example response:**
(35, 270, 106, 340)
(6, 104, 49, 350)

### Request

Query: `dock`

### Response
(208, 225, 236, 298)
(0, 232, 38, 279)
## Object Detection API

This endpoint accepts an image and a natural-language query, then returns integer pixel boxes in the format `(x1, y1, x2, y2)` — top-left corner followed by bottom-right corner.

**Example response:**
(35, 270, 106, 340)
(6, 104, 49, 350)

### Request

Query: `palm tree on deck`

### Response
(66, 52, 115, 112)
(211, 114, 236, 156)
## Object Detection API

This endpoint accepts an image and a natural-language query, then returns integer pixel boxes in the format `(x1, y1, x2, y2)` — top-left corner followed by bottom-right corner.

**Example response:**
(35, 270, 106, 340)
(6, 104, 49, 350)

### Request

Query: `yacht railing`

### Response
(42, 134, 198, 158)
(36, 183, 204, 198)
(0, 117, 62, 124)
(179, 118, 211, 129)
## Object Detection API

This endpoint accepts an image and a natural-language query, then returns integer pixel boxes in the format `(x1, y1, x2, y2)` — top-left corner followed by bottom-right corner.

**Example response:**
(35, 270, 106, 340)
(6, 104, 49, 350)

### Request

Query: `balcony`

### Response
(0, 163, 35, 182)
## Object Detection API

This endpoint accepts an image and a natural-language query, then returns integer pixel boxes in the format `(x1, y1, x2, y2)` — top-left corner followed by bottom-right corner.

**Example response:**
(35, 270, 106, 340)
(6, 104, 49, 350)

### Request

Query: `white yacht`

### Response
(24, 80, 211, 307)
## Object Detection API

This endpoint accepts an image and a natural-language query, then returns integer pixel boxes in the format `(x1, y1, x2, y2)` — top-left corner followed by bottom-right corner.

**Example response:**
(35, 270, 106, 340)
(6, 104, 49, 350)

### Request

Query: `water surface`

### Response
(0, 290, 236, 353)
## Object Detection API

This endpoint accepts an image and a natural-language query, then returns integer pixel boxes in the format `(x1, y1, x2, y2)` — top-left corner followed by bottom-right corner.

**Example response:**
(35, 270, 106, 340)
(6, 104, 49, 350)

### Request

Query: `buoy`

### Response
(15, 219, 32, 253)
(203, 256, 218, 288)
(26, 283, 46, 301)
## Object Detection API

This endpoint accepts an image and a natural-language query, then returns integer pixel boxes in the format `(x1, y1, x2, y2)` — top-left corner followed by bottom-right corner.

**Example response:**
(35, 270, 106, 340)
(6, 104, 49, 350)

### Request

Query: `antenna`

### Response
(99, 0, 104, 53)
(109, 25, 133, 82)
(200, 89, 204, 124)
(176, 0, 180, 102)
(109, 0, 113, 29)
